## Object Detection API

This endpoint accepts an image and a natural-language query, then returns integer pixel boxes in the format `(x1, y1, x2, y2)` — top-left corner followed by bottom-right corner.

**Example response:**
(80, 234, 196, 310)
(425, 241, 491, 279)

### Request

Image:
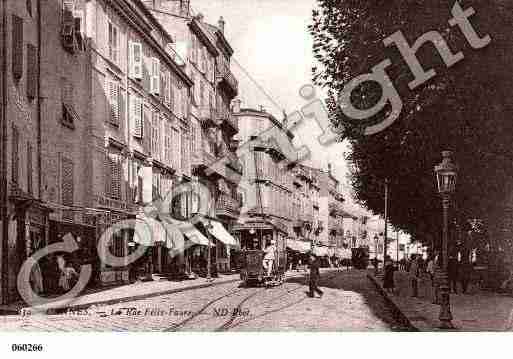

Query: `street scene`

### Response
(0, 270, 409, 331)
(0, 0, 513, 344)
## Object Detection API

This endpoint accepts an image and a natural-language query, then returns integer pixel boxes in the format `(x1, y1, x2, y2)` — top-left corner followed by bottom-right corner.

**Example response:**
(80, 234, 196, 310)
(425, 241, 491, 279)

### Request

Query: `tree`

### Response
(310, 0, 513, 246)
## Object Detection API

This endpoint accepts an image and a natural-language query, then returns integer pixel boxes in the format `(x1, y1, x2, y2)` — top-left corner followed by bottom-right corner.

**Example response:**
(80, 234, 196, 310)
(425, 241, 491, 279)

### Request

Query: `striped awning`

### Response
(206, 220, 238, 247)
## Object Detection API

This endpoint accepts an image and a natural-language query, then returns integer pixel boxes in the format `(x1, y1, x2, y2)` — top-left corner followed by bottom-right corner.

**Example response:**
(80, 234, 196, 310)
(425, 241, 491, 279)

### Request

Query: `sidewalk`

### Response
(368, 270, 513, 331)
(0, 273, 241, 315)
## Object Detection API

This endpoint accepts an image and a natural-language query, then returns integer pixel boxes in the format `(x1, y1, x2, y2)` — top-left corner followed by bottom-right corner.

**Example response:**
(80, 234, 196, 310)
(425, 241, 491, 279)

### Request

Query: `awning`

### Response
(287, 239, 311, 253)
(179, 223, 213, 247)
(133, 215, 185, 249)
(207, 220, 238, 247)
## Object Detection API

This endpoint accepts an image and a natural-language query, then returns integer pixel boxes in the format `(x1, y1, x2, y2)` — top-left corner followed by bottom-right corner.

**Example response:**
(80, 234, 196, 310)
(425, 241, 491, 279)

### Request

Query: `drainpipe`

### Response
(1, 0, 9, 304)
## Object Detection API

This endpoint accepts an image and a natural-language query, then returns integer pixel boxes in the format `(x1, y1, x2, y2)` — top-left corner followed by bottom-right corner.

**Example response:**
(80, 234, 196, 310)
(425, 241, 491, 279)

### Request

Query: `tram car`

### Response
(238, 231, 287, 287)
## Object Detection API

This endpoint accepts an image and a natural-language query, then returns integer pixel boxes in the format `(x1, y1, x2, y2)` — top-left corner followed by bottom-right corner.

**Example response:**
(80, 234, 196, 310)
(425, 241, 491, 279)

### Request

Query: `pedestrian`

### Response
(459, 258, 473, 294)
(57, 256, 78, 293)
(263, 240, 276, 277)
(409, 254, 419, 297)
(427, 255, 436, 287)
(448, 255, 459, 293)
(383, 256, 396, 294)
(308, 253, 323, 298)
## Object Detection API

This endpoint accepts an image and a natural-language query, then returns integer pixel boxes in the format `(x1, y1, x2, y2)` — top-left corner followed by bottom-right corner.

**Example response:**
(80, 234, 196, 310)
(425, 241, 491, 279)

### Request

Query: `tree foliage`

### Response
(310, 0, 513, 246)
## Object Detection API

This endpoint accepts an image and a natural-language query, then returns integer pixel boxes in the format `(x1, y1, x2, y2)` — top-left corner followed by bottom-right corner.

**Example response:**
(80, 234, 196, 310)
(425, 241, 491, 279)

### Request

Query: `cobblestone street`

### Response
(0, 270, 409, 331)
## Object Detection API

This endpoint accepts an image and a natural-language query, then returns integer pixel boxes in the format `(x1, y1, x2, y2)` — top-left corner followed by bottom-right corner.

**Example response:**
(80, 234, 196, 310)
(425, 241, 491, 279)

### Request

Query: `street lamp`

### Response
(434, 150, 458, 329)
(373, 234, 379, 276)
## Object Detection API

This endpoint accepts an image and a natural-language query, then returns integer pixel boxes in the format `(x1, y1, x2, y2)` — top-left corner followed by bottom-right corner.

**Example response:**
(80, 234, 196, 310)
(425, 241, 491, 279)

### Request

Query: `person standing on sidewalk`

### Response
(383, 256, 396, 294)
(448, 255, 459, 293)
(409, 255, 419, 297)
(427, 255, 436, 287)
(308, 253, 323, 298)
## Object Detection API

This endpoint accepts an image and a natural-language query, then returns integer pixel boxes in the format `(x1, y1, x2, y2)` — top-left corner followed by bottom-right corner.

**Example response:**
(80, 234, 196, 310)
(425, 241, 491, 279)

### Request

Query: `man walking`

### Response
(308, 253, 323, 298)
(409, 254, 419, 297)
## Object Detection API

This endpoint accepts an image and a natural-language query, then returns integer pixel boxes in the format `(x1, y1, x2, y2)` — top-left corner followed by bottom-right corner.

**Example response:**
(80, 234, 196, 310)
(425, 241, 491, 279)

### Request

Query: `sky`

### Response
(192, 0, 369, 215)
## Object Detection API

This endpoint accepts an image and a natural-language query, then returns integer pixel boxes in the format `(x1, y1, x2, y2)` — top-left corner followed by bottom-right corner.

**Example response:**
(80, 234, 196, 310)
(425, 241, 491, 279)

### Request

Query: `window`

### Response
(164, 122, 171, 165)
(151, 112, 160, 160)
(26, 44, 36, 99)
(11, 126, 19, 184)
(27, 143, 32, 195)
(106, 152, 121, 200)
(180, 131, 189, 174)
(107, 78, 120, 126)
(172, 127, 180, 170)
(150, 57, 160, 95)
(108, 21, 118, 64)
(200, 80, 204, 107)
(131, 93, 143, 138)
(61, 157, 74, 221)
(12, 15, 23, 80)
(130, 42, 143, 80)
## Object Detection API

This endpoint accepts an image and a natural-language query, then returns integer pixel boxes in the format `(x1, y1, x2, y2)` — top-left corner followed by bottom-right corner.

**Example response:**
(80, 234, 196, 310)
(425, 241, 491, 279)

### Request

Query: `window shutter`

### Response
(12, 15, 23, 80)
(108, 153, 121, 200)
(132, 95, 143, 139)
(12, 126, 19, 184)
(162, 70, 169, 105)
(27, 143, 32, 195)
(143, 107, 152, 154)
(151, 57, 160, 95)
(26, 44, 36, 99)
(130, 42, 143, 80)
(108, 80, 119, 126)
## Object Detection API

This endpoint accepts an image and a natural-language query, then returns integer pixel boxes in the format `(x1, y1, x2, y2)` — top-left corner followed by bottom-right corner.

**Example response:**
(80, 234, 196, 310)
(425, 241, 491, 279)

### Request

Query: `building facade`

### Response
(0, 0, 194, 303)
(145, 0, 241, 273)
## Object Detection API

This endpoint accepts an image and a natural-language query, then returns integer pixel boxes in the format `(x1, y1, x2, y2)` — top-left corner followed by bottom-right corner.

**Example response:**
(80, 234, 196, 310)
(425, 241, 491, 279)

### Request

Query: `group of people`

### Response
(382, 253, 476, 297)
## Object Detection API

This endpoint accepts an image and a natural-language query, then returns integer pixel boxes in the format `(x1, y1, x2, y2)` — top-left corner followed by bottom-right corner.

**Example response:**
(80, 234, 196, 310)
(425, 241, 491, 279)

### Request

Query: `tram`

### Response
(238, 231, 287, 287)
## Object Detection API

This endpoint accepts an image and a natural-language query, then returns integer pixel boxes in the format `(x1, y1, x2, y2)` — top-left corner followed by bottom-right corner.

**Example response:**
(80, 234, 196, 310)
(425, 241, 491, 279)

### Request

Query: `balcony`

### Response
(216, 66, 238, 99)
(192, 150, 218, 175)
(218, 113, 238, 136)
(216, 193, 241, 219)
(199, 106, 219, 127)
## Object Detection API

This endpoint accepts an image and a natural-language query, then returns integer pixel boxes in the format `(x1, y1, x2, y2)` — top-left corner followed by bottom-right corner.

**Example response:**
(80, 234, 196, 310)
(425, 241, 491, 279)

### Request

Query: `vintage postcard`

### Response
(0, 0, 512, 353)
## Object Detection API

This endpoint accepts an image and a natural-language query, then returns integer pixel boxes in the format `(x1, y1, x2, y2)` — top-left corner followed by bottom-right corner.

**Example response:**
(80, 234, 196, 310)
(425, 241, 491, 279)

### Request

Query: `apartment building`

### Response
(0, 0, 193, 303)
(144, 0, 241, 273)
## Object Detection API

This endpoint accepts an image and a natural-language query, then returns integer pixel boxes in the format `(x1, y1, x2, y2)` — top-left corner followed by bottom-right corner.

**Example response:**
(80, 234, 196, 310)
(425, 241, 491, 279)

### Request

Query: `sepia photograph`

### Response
(0, 0, 512, 356)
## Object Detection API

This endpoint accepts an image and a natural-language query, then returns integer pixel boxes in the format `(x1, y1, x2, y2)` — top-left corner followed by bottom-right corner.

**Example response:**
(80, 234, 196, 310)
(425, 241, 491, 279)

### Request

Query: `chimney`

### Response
(196, 13, 204, 22)
(259, 105, 266, 113)
(232, 99, 241, 113)
(328, 163, 332, 175)
(218, 16, 225, 33)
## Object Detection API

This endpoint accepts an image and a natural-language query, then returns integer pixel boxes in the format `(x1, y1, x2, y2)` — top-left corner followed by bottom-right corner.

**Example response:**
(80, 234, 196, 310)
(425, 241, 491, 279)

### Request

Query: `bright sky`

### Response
(192, 0, 368, 215)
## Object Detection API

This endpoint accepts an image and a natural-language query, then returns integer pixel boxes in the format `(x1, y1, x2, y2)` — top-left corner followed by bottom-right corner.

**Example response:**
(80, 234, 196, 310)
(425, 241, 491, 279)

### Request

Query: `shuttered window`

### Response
(12, 126, 19, 184)
(130, 42, 143, 80)
(181, 132, 190, 175)
(172, 127, 180, 170)
(106, 152, 121, 200)
(26, 0, 32, 17)
(27, 143, 32, 195)
(61, 157, 74, 221)
(27, 44, 37, 99)
(108, 79, 120, 126)
(108, 22, 118, 64)
(164, 122, 171, 165)
(12, 15, 23, 80)
(151, 112, 160, 160)
(131, 93, 143, 138)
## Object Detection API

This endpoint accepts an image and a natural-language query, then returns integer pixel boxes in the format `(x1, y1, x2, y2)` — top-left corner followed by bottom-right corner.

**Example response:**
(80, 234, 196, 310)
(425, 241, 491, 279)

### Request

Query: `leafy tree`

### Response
(310, 0, 513, 248)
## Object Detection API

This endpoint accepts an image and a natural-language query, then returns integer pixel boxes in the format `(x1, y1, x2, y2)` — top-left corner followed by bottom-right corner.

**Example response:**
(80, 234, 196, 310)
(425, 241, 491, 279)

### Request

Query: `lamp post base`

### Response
(437, 271, 454, 329)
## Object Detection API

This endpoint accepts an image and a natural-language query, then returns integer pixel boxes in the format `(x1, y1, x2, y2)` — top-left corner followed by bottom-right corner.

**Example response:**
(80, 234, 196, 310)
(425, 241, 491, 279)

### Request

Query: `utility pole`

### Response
(383, 179, 389, 262)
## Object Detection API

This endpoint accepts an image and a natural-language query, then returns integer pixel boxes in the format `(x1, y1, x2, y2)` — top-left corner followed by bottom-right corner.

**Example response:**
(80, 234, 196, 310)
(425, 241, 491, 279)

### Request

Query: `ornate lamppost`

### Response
(434, 150, 458, 329)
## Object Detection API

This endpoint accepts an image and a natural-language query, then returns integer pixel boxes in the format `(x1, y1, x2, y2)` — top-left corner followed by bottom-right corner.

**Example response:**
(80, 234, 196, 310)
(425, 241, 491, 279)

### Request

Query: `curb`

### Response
(23, 277, 241, 315)
(367, 273, 419, 331)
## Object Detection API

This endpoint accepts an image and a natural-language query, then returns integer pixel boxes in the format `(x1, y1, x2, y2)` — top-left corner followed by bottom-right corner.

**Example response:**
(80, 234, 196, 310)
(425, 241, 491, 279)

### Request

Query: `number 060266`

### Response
(11, 344, 44, 352)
